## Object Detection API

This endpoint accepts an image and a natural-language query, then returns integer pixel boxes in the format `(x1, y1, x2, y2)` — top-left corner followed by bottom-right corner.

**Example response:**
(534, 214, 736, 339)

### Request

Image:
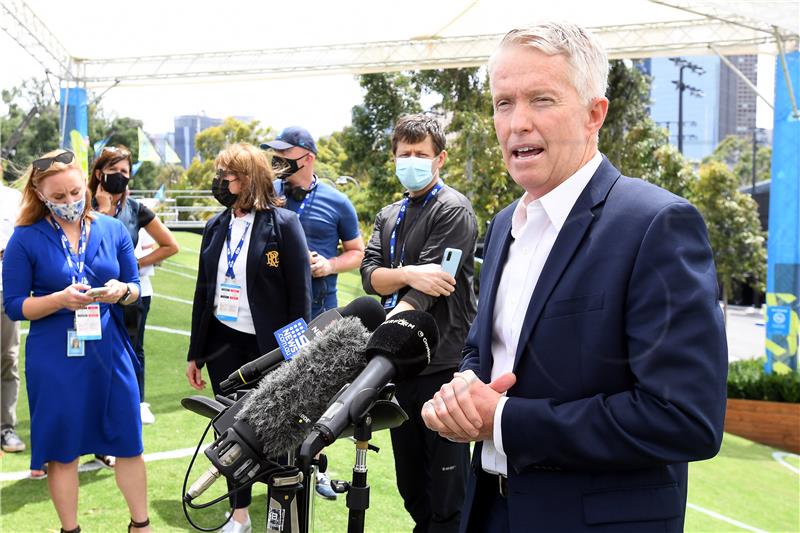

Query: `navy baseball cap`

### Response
(261, 126, 318, 154)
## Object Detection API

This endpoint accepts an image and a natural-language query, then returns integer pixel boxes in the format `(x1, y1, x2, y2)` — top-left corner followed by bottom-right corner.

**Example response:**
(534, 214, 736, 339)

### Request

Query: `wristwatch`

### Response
(116, 283, 132, 305)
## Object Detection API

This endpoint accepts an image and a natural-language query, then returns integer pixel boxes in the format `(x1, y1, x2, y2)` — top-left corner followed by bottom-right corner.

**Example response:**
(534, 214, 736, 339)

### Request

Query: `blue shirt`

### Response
(274, 178, 360, 317)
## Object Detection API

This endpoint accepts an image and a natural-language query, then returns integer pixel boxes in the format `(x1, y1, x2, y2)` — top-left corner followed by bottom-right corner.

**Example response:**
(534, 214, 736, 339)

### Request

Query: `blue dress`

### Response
(2, 214, 143, 468)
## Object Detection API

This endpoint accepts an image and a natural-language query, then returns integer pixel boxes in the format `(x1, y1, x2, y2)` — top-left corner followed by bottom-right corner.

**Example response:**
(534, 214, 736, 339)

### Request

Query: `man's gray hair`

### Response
(489, 21, 609, 104)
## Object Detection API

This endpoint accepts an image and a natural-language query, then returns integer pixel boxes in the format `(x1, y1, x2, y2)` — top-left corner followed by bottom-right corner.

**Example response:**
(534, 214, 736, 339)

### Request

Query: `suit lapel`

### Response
(205, 210, 230, 296)
(245, 210, 272, 301)
(512, 158, 621, 372)
(479, 206, 515, 381)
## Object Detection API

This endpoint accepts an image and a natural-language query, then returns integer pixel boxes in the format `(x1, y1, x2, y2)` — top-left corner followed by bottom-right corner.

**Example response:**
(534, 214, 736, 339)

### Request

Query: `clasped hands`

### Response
(421, 369, 516, 443)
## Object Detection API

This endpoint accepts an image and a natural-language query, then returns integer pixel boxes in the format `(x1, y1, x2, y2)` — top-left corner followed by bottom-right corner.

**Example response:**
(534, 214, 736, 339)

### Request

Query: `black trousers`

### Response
(204, 318, 262, 510)
(391, 368, 470, 533)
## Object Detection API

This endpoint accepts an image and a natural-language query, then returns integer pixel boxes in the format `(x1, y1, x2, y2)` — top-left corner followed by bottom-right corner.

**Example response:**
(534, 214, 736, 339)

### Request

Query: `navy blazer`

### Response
(187, 207, 311, 366)
(460, 158, 727, 532)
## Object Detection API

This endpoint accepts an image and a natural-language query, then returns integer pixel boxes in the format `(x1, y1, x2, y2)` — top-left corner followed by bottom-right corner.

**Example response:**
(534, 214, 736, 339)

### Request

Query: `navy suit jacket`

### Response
(187, 207, 311, 366)
(460, 158, 727, 532)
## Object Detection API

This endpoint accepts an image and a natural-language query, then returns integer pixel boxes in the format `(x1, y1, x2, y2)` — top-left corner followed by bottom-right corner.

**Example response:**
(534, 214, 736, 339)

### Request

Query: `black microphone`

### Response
(235, 316, 372, 458)
(219, 296, 385, 392)
(299, 310, 438, 464)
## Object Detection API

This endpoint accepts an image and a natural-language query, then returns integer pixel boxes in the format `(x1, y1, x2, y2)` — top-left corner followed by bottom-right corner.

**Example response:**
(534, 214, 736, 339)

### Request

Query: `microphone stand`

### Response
(345, 415, 376, 533)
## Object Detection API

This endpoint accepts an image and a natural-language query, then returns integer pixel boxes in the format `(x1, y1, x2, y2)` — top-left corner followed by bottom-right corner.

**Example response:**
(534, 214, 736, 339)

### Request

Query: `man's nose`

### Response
(509, 103, 534, 135)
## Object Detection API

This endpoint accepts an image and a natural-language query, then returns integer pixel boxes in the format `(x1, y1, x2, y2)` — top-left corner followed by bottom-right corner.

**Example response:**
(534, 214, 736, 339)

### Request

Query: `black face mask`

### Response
(211, 177, 238, 208)
(102, 172, 129, 194)
(272, 155, 305, 180)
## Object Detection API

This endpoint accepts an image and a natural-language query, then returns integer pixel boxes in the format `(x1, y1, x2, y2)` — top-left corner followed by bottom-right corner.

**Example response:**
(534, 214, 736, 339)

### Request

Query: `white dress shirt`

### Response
(214, 211, 256, 334)
(481, 152, 603, 476)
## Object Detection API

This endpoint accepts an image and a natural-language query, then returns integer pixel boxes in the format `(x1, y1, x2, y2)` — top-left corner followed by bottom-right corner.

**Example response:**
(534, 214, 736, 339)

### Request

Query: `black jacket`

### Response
(361, 183, 478, 374)
(187, 207, 311, 366)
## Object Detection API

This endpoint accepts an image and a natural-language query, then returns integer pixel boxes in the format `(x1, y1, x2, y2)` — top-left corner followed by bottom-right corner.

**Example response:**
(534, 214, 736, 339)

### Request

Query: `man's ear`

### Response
(587, 97, 609, 135)
(436, 149, 448, 169)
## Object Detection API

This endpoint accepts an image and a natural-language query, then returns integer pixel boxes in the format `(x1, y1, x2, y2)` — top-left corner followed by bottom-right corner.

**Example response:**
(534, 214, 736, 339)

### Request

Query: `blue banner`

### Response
(59, 87, 88, 148)
(765, 50, 799, 374)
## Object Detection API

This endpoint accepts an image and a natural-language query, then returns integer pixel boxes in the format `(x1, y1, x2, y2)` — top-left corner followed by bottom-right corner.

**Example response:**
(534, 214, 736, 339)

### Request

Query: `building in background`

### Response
(173, 114, 223, 168)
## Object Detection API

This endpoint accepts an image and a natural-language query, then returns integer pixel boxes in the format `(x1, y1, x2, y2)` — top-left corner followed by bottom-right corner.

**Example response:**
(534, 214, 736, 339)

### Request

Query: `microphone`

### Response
(300, 310, 438, 463)
(235, 316, 372, 458)
(186, 441, 242, 500)
(219, 296, 385, 392)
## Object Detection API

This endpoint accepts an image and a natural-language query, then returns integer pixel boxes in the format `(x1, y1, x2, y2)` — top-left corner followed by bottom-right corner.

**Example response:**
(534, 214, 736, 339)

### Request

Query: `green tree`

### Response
(704, 134, 771, 189)
(600, 60, 653, 168)
(1, 79, 60, 181)
(341, 73, 421, 220)
(315, 131, 349, 181)
(691, 161, 766, 322)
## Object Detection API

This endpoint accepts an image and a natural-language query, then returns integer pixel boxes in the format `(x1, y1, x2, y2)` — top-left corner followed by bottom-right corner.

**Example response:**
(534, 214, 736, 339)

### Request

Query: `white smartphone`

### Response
(85, 287, 112, 298)
(440, 248, 463, 278)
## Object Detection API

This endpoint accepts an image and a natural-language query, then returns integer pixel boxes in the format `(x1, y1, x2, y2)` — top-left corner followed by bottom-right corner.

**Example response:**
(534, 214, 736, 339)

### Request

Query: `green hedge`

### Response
(727, 358, 800, 403)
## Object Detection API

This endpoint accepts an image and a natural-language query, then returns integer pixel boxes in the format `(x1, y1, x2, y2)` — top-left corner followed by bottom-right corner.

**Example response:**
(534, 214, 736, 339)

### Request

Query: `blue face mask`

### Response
(395, 156, 436, 192)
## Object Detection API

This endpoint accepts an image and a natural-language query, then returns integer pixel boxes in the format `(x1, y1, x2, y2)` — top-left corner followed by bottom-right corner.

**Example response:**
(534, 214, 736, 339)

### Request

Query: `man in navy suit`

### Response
(421, 21, 727, 532)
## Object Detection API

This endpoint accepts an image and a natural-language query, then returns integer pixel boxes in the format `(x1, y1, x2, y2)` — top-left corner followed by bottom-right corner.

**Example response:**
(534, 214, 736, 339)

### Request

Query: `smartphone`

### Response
(85, 287, 112, 298)
(440, 248, 463, 278)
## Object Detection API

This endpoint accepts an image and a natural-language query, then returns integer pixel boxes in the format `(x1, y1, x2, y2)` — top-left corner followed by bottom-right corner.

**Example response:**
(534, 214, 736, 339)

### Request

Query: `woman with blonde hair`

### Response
(1, 149, 150, 533)
(186, 142, 311, 533)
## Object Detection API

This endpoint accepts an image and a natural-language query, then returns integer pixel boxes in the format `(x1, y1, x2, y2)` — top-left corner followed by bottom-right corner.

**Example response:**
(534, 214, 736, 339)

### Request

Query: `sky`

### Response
(0, 30, 365, 139)
(1, 0, 786, 141)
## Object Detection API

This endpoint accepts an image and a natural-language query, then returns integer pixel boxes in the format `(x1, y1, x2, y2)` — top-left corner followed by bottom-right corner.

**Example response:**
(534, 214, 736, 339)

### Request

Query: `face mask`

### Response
(102, 172, 129, 194)
(41, 196, 85, 223)
(273, 155, 306, 180)
(395, 156, 436, 192)
(212, 176, 238, 208)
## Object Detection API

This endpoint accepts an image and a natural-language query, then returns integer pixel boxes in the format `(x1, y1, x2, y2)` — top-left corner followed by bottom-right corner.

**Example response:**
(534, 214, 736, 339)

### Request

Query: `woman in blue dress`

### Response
(1, 149, 151, 533)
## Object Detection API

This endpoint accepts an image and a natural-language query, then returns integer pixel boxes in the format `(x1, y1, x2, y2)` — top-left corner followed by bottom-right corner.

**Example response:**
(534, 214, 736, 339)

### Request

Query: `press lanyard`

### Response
(389, 181, 443, 267)
(293, 176, 318, 220)
(225, 217, 251, 280)
(52, 218, 88, 285)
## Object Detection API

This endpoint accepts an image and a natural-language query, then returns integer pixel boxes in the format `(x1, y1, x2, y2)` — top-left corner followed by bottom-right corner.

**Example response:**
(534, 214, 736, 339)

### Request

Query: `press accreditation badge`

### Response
(66, 330, 85, 357)
(383, 292, 398, 310)
(75, 304, 102, 341)
(216, 282, 242, 321)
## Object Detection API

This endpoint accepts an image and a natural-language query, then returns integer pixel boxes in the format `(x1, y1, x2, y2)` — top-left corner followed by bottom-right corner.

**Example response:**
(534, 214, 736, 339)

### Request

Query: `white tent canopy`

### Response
(2, 0, 798, 87)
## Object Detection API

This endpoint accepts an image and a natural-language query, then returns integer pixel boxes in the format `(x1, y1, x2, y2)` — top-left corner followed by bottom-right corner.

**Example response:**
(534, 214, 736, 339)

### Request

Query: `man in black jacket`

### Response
(360, 114, 478, 533)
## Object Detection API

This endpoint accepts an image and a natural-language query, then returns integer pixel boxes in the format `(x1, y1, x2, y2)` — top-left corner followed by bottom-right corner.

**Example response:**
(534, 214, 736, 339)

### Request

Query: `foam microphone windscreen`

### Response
(365, 310, 439, 381)
(339, 296, 385, 332)
(236, 317, 370, 457)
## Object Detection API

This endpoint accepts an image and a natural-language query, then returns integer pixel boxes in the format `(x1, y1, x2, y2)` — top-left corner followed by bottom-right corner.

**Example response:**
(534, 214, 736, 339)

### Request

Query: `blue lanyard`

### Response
(293, 176, 318, 220)
(389, 182, 443, 267)
(225, 218, 251, 280)
(52, 218, 88, 285)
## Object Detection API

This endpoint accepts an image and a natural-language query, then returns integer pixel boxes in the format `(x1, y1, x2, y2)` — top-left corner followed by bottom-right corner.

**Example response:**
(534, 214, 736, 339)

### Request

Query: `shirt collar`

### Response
(511, 152, 603, 235)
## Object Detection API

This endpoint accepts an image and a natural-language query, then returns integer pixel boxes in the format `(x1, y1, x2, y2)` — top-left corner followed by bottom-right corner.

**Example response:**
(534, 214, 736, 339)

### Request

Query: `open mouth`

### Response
(512, 146, 544, 159)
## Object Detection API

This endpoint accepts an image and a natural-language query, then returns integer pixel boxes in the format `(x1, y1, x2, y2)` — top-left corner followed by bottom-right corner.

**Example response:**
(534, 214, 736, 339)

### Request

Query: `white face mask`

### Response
(395, 156, 436, 191)
(40, 195, 85, 222)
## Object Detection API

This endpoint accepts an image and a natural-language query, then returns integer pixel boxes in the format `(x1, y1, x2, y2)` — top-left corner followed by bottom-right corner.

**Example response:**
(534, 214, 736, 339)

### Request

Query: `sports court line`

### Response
(145, 324, 191, 336)
(159, 266, 197, 280)
(686, 503, 767, 533)
(162, 259, 198, 272)
(0, 446, 206, 482)
(153, 292, 193, 305)
(772, 451, 800, 475)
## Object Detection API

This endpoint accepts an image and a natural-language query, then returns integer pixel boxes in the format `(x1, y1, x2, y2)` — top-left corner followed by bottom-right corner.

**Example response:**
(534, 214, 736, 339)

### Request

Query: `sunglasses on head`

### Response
(102, 146, 131, 157)
(32, 151, 75, 172)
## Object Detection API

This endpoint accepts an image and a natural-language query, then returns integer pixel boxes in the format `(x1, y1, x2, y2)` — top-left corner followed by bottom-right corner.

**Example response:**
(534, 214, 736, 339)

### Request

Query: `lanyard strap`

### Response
(225, 218, 251, 280)
(293, 176, 318, 220)
(52, 218, 88, 285)
(389, 181, 443, 267)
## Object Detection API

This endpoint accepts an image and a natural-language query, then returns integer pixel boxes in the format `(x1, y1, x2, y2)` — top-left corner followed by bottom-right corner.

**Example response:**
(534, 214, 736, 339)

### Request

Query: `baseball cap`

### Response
(260, 126, 318, 155)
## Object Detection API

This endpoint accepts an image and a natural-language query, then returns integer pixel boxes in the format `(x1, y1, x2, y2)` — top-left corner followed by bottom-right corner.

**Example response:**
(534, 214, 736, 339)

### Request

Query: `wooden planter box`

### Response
(725, 398, 800, 453)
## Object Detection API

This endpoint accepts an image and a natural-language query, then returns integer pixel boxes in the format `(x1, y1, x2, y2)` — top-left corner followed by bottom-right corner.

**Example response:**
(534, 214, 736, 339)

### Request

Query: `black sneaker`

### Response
(0, 427, 26, 453)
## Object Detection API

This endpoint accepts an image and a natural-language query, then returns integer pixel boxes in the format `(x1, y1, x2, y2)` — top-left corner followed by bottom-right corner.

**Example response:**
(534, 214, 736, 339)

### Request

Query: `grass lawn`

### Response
(2, 231, 798, 532)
